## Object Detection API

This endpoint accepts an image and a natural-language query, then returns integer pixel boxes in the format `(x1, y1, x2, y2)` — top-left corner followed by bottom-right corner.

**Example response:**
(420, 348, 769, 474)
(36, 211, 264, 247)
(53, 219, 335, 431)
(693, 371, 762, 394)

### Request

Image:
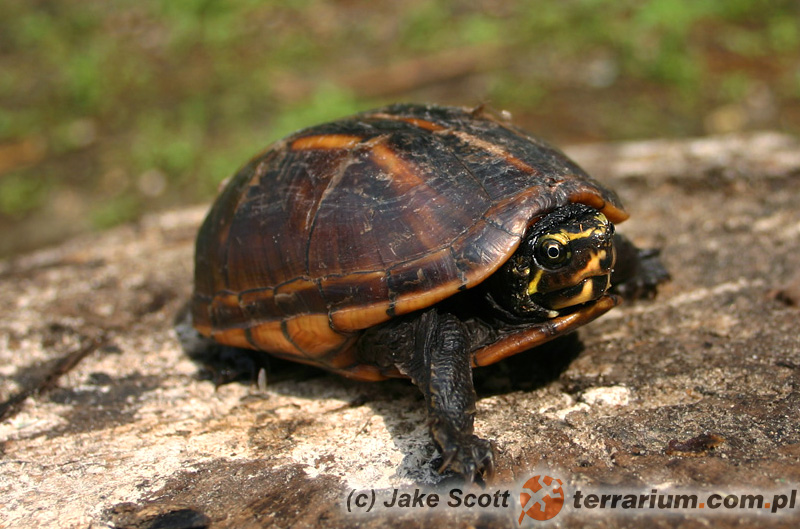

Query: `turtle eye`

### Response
(536, 237, 570, 268)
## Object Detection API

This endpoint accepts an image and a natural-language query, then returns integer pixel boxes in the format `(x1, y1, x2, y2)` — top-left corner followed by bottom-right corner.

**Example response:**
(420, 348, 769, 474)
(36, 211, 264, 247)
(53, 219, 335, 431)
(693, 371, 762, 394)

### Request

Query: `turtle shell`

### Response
(192, 103, 627, 380)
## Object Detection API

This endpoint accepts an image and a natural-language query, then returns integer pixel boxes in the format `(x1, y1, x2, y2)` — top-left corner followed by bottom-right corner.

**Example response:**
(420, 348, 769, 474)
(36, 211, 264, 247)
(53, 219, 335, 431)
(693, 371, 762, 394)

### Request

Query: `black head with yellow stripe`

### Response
(489, 204, 616, 320)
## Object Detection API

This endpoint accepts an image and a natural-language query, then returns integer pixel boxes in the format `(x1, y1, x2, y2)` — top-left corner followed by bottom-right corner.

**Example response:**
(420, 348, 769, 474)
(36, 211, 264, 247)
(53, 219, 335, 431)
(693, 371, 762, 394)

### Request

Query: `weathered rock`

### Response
(1, 132, 799, 528)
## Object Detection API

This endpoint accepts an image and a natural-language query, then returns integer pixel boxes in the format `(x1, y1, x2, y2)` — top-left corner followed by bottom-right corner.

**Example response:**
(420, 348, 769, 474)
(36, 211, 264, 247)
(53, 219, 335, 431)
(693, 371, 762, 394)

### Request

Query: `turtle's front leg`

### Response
(396, 309, 495, 481)
(611, 233, 670, 300)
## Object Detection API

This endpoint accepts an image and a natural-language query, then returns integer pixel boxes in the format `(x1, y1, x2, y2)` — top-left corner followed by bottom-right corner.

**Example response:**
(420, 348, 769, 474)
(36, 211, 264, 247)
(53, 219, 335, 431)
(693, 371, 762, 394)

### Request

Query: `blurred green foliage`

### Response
(0, 0, 798, 255)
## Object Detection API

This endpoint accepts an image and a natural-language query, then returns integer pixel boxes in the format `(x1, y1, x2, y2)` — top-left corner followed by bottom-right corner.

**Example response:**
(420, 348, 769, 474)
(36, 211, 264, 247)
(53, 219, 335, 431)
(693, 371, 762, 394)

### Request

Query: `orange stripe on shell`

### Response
(284, 314, 350, 357)
(248, 320, 298, 355)
(450, 130, 540, 176)
(211, 327, 254, 350)
(569, 190, 629, 224)
(366, 113, 447, 132)
(330, 301, 393, 333)
(291, 134, 363, 150)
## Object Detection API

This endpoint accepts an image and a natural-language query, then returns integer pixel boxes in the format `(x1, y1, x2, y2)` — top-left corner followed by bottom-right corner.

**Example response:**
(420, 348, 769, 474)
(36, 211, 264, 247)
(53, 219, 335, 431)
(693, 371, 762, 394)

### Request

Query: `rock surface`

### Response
(1, 132, 799, 528)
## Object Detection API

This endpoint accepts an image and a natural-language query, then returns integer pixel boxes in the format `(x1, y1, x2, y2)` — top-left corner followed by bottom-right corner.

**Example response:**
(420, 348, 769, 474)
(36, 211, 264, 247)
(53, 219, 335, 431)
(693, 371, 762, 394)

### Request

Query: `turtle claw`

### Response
(437, 449, 458, 475)
(431, 417, 496, 482)
(436, 434, 495, 483)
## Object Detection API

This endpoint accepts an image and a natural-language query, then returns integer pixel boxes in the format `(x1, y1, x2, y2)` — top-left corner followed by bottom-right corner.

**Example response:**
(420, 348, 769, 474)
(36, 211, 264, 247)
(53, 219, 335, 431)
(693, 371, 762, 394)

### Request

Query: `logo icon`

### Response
(519, 475, 565, 523)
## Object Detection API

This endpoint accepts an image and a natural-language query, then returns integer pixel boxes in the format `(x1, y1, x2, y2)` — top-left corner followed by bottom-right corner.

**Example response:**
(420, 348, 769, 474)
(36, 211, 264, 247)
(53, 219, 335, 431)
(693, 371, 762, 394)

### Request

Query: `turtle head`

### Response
(491, 203, 616, 320)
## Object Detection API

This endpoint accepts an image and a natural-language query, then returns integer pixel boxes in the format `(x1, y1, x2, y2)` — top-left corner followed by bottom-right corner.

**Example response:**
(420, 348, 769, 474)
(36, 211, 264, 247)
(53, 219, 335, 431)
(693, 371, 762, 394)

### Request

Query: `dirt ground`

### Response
(1, 132, 799, 528)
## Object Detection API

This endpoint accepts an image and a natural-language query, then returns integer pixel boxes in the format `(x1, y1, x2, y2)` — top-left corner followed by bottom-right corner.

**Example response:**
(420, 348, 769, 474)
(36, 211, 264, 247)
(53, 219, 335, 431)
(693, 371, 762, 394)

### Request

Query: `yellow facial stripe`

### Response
(566, 212, 609, 241)
(527, 269, 545, 295)
(582, 252, 603, 278)
(549, 279, 598, 309)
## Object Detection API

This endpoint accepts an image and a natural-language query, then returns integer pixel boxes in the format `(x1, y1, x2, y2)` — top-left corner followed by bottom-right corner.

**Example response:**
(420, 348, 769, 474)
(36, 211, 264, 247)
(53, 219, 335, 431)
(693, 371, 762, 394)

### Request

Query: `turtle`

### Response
(188, 103, 668, 481)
